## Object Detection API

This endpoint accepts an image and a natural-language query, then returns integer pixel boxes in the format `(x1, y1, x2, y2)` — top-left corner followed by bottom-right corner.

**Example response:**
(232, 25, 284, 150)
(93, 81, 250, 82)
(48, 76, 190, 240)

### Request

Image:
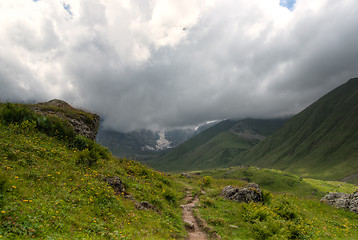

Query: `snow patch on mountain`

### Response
(155, 131, 172, 150)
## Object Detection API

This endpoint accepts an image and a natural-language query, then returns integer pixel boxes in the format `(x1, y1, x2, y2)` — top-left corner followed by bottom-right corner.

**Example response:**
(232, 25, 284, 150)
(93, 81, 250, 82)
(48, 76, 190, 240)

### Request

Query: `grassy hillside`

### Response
(230, 78, 358, 183)
(2, 101, 358, 239)
(148, 119, 286, 172)
(182, 167, 358, 239)
(0, 103, 186, 239)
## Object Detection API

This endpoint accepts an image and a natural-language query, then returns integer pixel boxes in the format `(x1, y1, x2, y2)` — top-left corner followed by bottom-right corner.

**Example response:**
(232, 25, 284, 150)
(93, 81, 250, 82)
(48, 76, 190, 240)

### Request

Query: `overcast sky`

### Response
(1, 0, 358, 132)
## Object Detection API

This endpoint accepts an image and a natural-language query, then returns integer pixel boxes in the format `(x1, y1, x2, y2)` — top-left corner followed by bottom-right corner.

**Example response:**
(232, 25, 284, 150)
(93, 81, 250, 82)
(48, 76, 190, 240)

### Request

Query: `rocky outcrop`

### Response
(135, 201, 158, 211)
(101, 175, 125, 194)
(32, 99, 100, 140)
(100, 174, 158, 211)
(222, 183, 263, 203)
(321, 192, 358, 214)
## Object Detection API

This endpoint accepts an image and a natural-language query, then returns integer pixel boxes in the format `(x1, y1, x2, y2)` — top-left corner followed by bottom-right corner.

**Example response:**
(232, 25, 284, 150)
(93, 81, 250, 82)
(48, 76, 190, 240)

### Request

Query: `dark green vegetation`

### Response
(230, 78, 358, 183)
(184, 167, 358, 239)
(148, 118, 286, 172)
(0, 103, 186, 239)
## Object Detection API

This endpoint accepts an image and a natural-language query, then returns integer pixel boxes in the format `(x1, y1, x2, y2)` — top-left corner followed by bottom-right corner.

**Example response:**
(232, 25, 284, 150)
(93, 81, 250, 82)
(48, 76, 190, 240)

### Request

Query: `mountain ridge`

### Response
(148, 118, 287, 171)
(229, 78, 358, 182)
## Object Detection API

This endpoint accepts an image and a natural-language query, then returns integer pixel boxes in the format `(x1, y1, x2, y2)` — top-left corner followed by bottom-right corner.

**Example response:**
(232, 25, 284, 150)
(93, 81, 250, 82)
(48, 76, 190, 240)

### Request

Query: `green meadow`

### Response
(1, 102, 358, 239)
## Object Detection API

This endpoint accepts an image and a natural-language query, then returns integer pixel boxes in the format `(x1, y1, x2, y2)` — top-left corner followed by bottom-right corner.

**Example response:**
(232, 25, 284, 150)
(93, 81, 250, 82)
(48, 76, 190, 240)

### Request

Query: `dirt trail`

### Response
(181, 188, 208, 240)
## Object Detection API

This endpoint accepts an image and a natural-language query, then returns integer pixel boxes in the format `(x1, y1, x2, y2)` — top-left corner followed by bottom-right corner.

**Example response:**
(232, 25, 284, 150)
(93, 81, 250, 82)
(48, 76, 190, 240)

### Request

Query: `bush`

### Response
(202, 176, 213, 186)
(0, 103, 76, 140)
(262, 190, 272, 205)
(0, 103, 35, 124)
(162, 189, 177, 205)
(73, 135, 89, 150)
(273, 198, 298, 221)
(72, 135, 110, 160)
(75, 149, 100, 167)
(36, 116, 52, 132)
(0, 172, 8, 209)
(46, 116, 75, 140)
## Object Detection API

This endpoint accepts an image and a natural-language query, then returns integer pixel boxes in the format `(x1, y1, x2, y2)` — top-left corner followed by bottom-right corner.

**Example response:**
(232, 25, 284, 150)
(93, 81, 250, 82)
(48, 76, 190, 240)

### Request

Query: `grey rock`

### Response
(321, 192, 358, 214)
(222, 183, 263, 203)
(181, 173, 193, 179)
(100, 175, 125, 194)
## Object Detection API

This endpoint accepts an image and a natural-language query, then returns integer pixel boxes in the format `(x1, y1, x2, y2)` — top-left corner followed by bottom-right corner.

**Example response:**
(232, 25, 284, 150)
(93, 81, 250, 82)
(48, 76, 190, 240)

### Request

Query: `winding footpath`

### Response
(181, 188, 208, 240)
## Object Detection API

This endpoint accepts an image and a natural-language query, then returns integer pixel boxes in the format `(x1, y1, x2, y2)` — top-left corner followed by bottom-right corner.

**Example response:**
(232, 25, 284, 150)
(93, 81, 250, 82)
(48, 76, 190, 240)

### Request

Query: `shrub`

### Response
(75, 149, 100, 167)
(71, 135, 110, 160)
(0, 103, 35, 124)
(0, 103, 76, 140)
(73, 135, 89, 151)
(46, 116, 75, 140)
(202, 176, 213, 186)
(36, 116, 52, 132)
(0, 172, 8, 208)
(162, 189, 177, 204)
(202, 196, 216, 208)
(273, 198, 298, 221)
(262, 190, 272, 205)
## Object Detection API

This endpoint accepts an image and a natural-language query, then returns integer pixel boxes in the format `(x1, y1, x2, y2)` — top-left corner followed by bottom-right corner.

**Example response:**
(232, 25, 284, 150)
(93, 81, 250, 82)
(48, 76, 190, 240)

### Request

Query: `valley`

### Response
(1, 78, 358, 239)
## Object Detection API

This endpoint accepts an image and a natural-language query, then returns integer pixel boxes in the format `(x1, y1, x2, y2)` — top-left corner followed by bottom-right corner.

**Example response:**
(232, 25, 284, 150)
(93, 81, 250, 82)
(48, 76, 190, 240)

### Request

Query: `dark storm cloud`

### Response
(0, 0, 358, 132)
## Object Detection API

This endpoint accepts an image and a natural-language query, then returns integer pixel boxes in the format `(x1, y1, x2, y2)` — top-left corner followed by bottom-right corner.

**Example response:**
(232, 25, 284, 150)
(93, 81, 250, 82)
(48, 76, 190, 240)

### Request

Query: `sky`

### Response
(0, 0, 358, 132)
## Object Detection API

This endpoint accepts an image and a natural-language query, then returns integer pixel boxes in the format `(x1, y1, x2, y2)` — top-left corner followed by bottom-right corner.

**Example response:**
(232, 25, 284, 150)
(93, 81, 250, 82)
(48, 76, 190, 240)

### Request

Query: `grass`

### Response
(178, 171, 358, 240)
(0, 121, 186, 239)
(197, 166, 357, 198)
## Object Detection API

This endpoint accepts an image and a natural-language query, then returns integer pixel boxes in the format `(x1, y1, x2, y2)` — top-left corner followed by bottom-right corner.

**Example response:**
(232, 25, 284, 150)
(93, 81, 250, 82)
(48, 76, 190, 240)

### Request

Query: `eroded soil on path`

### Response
(181, 188, 208, 240)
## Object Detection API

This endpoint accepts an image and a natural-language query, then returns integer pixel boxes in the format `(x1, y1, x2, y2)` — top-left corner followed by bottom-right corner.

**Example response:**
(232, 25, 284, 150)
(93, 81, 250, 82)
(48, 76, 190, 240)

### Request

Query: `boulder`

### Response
(181, 173, 193, 179)
(222, 183, 263, 203)
(140, 201, 155, 209)
(101, 175, 125, 194)
(321, 192, 358, 214)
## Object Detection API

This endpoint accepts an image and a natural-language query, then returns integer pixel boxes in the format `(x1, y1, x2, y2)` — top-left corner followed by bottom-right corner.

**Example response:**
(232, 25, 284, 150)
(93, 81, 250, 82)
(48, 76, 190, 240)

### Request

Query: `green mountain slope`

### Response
(230, 78, 358, 182)
(0, 103, 186, 239)
(148, 118, 286, 172)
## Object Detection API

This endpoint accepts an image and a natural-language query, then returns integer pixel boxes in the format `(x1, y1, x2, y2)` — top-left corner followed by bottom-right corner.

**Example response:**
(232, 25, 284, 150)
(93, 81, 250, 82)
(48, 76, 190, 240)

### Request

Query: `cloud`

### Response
(0, 0, 358, 132)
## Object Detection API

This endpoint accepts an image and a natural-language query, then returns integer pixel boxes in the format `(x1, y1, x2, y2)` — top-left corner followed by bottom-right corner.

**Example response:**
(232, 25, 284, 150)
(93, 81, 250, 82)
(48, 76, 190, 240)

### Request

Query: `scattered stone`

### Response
(181, 173, 193, 179)
(140, 201, 156, 210)
(101, 175, 125, 194)
(100, 174, 159, 212)
(222, 183, 263, 203)
(184, 220, 195, 230)
(321, 192, 358, 214)
(229, 225, 239, 229)
(241, 177, 251, 182)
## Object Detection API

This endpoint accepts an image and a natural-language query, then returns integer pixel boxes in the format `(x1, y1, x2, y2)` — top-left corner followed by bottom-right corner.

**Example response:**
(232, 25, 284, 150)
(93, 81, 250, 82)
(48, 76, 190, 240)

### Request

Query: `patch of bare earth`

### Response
(181, 188, 208, 240)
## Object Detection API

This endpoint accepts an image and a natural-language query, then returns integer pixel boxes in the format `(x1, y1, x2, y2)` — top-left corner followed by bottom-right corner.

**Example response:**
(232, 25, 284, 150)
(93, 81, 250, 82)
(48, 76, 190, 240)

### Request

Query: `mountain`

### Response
(147, 118, 287, 172)
(230, 78, 358, 183)
(96, 121, 218, 160)
(2, 101, 358, 239)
